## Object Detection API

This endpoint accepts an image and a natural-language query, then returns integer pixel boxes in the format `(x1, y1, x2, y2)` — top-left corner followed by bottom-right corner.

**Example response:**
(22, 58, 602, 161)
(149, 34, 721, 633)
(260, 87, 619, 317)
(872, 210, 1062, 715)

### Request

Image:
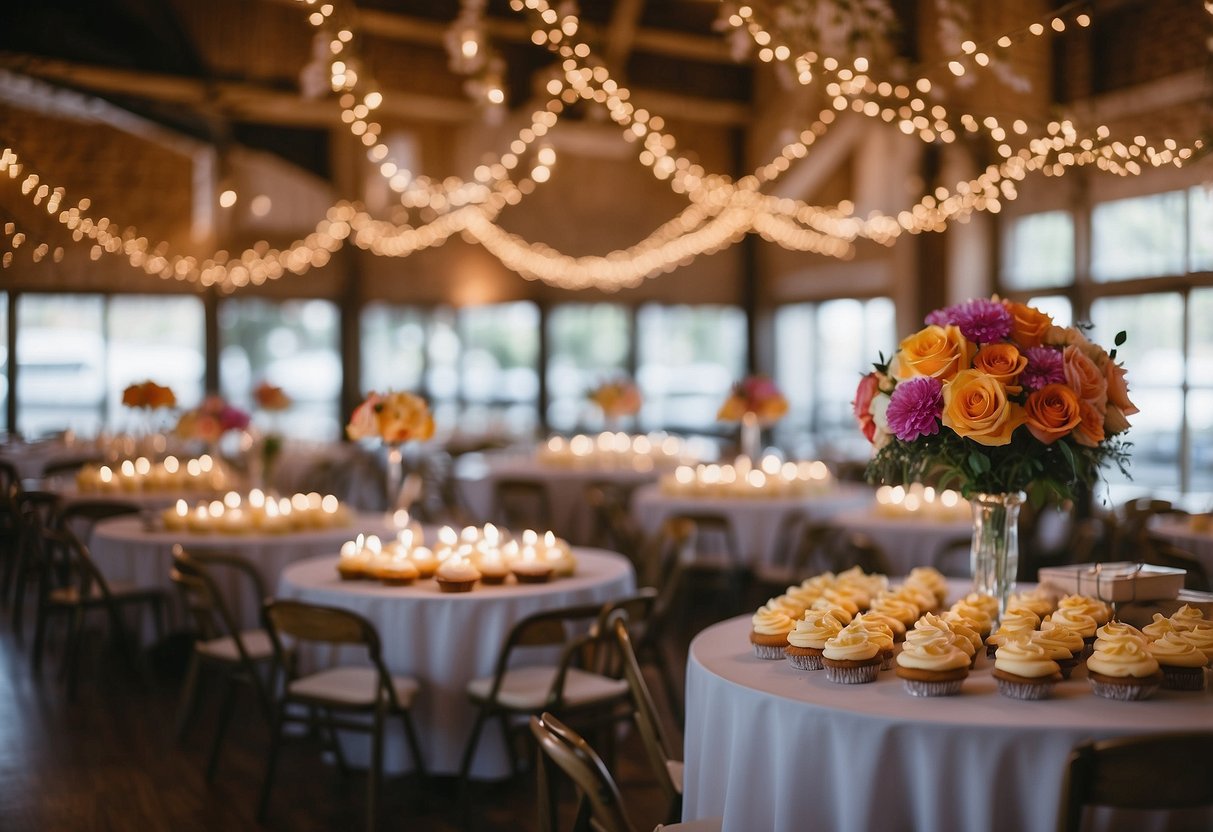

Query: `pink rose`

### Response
(346, 393, 382, 440)
(1063, 345, 1107, 410)
(853, 373, 879, 443)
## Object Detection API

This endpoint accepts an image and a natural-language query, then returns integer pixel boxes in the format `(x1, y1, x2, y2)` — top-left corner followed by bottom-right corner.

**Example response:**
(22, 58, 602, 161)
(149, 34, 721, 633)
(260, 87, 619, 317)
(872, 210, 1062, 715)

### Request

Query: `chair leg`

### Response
(457, 707, 491, 826)
(496, 712, 520, 778)
(31, 603, 51, 673)
(10, 549, 28, 637)
(64, 607, 85, 700)
(206, 676, 239, 782)
(175, 652, 203, 742)
(320, 708, 350, 777)
(399, 709, 428, 782)
(256, 704, 286, 822)
(367, 701, 384, 832)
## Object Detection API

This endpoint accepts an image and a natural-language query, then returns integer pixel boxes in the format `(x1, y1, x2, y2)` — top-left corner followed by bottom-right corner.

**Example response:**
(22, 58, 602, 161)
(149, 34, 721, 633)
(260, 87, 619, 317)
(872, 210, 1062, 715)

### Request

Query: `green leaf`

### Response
(1114, 330, 1127, 347)
(968, 451, 990, 475)
(1057, 440, 1077, 478)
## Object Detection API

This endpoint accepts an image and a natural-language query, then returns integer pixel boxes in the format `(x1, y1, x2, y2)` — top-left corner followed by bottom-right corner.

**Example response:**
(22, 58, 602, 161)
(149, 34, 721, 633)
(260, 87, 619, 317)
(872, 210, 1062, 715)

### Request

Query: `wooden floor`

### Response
(0, 601, 700, 832)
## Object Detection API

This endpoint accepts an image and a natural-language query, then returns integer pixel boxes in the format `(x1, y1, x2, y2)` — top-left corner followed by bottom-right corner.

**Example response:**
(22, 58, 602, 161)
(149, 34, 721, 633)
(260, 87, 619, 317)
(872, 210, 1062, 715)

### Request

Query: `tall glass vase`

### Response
(384, 444, 406, 511)
(969, 491, 1025, 620)
(740, 411, 761, 461)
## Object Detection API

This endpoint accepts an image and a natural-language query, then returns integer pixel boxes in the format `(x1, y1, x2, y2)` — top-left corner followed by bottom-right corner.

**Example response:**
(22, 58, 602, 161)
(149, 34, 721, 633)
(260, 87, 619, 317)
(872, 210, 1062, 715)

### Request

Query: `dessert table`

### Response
(629, 483, 874, 568)
(276, 549, 636, 779)
(1149, 517, 1213, 578)
(830, 509, 973, 575)
(456, 453, 663, 544)
(89, 513, 398, 631)
(683, 615, 1212, 832)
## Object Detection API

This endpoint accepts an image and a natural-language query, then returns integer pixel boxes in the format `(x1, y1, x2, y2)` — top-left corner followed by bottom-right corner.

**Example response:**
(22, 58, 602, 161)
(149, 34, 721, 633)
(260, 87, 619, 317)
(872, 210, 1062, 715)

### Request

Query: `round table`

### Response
(456, 453, 663, 544)
(277, 549, 636, 779)
(683, 615, 1212, 832)
(89, 513, 397, 631)
(831, 509, 973, 575)
(630, 483, 874, 567)
(1149, 517, 1213, 578)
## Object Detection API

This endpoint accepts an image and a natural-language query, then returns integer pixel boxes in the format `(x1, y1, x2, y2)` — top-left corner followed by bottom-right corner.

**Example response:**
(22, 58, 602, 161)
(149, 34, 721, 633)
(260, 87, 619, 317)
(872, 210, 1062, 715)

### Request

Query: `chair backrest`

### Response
(675, 512, 742, 568)
(493, 477, 551, 530)
(1058, 732, 1213, 832)
(592, 590, 658, 676)
(931, 533, 976, 578)
(0, 459, 20, 506)
(1112, 498, 1186, 561)
(38, 525, 116, 605)
(171, 545, 266, 643)
(41, 456, 103, 480)
(530, 712, 636, 832)
(611, 616, 680, 811)
(261, 598, 400, 708)
(806, 529, 890, 576)
(55, 499, 141, 546)
(1143, 539, 1211, 592)
(585, 482, 642, 564)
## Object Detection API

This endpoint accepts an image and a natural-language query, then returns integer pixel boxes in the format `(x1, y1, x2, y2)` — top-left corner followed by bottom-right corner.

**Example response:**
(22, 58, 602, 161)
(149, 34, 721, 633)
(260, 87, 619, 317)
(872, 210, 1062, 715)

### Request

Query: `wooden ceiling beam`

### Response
(603, 0, 647, 73)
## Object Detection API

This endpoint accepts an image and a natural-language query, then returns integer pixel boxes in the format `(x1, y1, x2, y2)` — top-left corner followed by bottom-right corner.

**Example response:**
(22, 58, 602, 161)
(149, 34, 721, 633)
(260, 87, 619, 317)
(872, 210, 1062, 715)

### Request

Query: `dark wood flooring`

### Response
(0, 599, 708, 832)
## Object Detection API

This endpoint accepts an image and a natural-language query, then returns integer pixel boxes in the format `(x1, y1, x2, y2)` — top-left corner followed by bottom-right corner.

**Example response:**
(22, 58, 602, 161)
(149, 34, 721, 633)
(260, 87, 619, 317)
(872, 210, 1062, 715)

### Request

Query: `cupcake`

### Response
(1044, 607, 1098, 655)
(1141, 613, 1178, 641)
(904, 566, 949, 609)
(750, 602, 797, 660)
(476, 554, 511, 585)
(784, 610, 843, 670)
(819, 589, 861, 619)
(821, 620, 883, 684)
(985, 616, 1038, 658)
(1086, 639, 1162, 701)
(1178, 623, 1213, 664)
(1169, 604, 1207, 633)
(410, 546, 439, 579)
(768, 593, 811, 618)
(1030, 627, 1082, 679)
(1056, 594, 1112, 626)
(810, 596, 854, 626)
(435, 556, 481, 593)
(336, 539, 371, 580)
(856, 609, 907, 642)
(511, 556, 555, 584)
(896, 631, 970, 696)
(853, 614, 896, 670)
(1008, 588, 1055, 618)
(783, 583, 823, 611)
(948, 597, 994, 639)
(1147, 632, 1208, 690)
(939, 613, 981, 666)
(992, 635, 1062, 700)
(1094, 620, 1147, 647)
(377, 555, 420, 587)
(868, 594, 920, 629)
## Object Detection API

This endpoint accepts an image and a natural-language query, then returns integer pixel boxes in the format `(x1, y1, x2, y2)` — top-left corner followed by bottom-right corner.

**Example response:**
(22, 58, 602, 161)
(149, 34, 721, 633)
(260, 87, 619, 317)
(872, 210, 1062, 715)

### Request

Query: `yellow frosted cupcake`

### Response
(992, 635, 1061, 700)
(1147, 632, 1208, 691)
(750, 602, 797, 660)
(1086, 639, 1163, 701)
(784, 610, 842, 670)
(821, 619, 883, 684)
(896, 630, 970, 696)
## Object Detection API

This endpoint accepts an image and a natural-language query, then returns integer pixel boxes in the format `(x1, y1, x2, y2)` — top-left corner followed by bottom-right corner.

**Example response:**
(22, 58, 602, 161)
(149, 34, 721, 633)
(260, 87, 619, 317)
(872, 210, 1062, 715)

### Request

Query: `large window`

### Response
(547, 304, 631, 432)
(458, 302, 539, 438)
(360, 303, 428, 395)
(106, 295, 205, 429)
(1002, 182, 1213, 496)
(220, 298, 341, 440)
(0, 292, 7, 435)
(774, 297, 896, 458)
(636, 304, 746, 433)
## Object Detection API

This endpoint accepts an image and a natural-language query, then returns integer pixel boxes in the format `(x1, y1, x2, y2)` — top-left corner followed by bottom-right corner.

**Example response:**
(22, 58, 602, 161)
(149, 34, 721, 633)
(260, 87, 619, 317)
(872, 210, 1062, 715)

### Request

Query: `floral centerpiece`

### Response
(854, 296, 1135, 614)
(347, 391, 435, 510)
(587, 378, 641, 424)
(122, 380, 177, 410)
(719, 375, 788, 460)
(252, 381, 292, 488)
(175, 396, 251, 444)
(253, 381, 291, 412)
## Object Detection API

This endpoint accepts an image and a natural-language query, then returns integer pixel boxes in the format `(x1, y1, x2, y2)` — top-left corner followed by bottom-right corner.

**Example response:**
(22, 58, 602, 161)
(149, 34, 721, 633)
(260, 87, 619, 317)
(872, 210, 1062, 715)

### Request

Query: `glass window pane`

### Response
(1091, 191, 1186, 282)
(774, 304, 815, 437)
(637, 304, 746, 432)
(1026, 295, 1072, 327)
(0, 293, 7, 434)
(360, 303, 427, 394)
(1089, 294, 1183, 490)
(1002, 211, 1074, 289)
(219, 298, 342, 440)
(107, 295, 205, 430)
(1191, 287, 1213, 387)
(458, 302, 539, 438)
(1192, 184, 1213, 272)
(547, 304, 630, 432)
(17, 294, 105, 437)
(1188, 390, 1213, 493)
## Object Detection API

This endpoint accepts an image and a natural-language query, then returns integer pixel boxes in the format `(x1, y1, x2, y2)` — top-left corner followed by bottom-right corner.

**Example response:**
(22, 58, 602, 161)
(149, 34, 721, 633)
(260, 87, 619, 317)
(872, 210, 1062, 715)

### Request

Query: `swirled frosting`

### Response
(1142, 613, 1177, 641)
(1057, 594, 1111, 625)
(786, 611, 843, 649)
(751, 604, 797, 636)
(948, 600, 993, 634)
(852, 614, 894, 654)
(1147, 631, 1209, 668)
(1033, 625, 1083, 655)
(1028, 630, 1074, 661)
(897, 631, 970, 671)
(436, 557, 481, 582)
(822, 620, 881, 661)
(857, 609, 906, 637)
(905, 566, 949, 605)
(869, 595, 920, 625)
(1044, 607, 1097, 639)
(1086, 639, 1160, 678)
(1178, 623, 1213, 662)
(985, 618, 1037, 651)
(1008, 588, 1055, 618)
(961, 592, 1000, 618)
(1094, 620, 1147, 647)
(820, 588, 861, 616)
(783, 584, 823, 608)
(810, 596, 853, 625)
(767, 594, 809, 617)
(941, 612, 982, 654)
(1001, 606, 1042, 629)
(1170, 604, 1207, 632)
(380, 556, 419, 580)
(892, 584, 937, 613)
(994, 635, 1060, 678)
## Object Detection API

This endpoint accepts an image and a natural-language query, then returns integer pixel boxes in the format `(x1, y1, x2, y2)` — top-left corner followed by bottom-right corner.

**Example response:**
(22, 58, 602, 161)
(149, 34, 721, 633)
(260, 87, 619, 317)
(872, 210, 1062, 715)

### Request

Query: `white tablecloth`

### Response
(630, 483, 874, 567)
(831, 510, 973, 575)
(456, 453, 661, 544)
(276, 549, 636, 778)
(684, 615, 1213, 832)
(1149, 517, 1213, 578)
(1, 439, 97, 480)
(89, 513, 396, 631)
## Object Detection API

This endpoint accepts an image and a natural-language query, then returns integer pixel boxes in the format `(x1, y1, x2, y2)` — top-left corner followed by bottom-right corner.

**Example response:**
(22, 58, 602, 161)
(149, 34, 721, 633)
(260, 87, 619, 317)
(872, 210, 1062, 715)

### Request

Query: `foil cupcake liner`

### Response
(1088, 678, 1159, 701)
(785, 651, 824, 671)
(902, 678, 965, 697)
(823, 662, 880, 684)
(995, 677, 1055, 700)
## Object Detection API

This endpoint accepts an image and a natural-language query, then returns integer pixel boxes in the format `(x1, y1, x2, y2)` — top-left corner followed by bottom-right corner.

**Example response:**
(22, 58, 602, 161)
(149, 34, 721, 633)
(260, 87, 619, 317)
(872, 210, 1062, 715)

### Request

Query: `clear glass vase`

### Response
(740, 411, 761, 461)
(969, 491, 1025, 620)
(384, 444, 405, 511)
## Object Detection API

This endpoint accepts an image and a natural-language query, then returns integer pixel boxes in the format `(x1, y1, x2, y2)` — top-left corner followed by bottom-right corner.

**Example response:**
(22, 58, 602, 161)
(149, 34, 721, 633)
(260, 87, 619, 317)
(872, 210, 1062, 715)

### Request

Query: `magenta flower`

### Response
(924, 307, 953, 327)
(885, 376, 943, 442)
(948, 299, 1013, 343)
(1021, 346, 1066, 391)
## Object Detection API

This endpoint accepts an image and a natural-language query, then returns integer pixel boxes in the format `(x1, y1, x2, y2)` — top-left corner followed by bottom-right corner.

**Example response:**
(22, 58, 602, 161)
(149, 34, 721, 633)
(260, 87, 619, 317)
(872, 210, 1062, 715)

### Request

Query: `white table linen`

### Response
(89, 513, 396, 630)
(456, 453, 661, 544)
(276, 549, 636, 778)
(683, 615, 1212, 832)
(1149, 517, 1213, 578)
(630, 483, 874, 567)
(831, 509, 973, 575)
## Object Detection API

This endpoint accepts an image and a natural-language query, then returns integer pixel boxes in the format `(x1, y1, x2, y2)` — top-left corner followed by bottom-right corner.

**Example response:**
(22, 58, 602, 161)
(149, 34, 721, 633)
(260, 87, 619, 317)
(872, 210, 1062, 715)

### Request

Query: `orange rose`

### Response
(972, 343, 1028, 394)
(892, 325, 975, 382)
(122, 385, 144, 407)
(1074, 399, 1106, 448)
(942, 369, 1027, 447)
(1024, 384, 1082, 445)
(1003, 301, 1052, 349)
(1104, 361, 1138, 416)
(1063, 345, 1107, 409)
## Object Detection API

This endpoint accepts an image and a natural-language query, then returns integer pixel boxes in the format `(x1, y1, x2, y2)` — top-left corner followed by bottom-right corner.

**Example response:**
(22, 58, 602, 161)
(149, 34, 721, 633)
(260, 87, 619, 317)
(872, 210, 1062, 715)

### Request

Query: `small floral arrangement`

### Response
(587, 378, 642, 419)
(253, 381, 291, 411)
(121, 380, 176, 410)
(175, 396, 251, 443)
(718, 375, 789, 424)
(855, 296, 1135, 502)
(346, 390, 435, 444)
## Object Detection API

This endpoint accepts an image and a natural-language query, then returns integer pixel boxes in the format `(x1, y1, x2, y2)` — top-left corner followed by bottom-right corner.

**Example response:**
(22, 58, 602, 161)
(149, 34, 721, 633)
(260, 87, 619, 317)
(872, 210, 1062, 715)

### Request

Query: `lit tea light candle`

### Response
(661, 457, 833, 498)
(161, 499, 189, 531)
